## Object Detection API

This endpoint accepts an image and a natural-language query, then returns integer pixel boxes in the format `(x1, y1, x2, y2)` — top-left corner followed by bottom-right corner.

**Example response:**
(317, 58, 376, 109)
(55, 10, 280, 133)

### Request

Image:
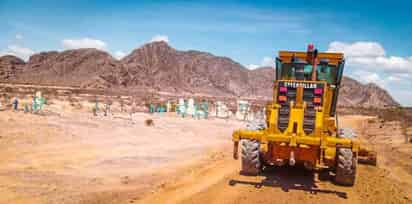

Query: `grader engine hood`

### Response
(277, 80, 326, 135)
(277, 81, 325, 105)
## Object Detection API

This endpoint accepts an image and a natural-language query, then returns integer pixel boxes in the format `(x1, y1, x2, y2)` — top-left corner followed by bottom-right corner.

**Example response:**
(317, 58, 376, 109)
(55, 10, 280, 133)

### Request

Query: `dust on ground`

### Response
(138, 115, 412, 204)
(0, 110, 243, 204)
(1, 111, 412, 204)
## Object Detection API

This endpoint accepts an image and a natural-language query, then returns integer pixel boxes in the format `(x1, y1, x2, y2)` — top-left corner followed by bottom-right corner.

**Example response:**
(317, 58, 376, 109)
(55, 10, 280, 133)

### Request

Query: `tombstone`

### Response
(166, 100, 172, 112)
(32, 96, 38, 113)
(236, 100, 249, 120)
(201, 101, 209, 119)
(216, 101, 229, 118)
(178, 98, 186, 117)
(187, 98, 195, 117)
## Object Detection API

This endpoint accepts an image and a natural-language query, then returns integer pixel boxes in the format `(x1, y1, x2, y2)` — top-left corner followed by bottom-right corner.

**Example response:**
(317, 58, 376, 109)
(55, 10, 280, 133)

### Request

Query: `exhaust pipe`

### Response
(289, 151, 296, 166)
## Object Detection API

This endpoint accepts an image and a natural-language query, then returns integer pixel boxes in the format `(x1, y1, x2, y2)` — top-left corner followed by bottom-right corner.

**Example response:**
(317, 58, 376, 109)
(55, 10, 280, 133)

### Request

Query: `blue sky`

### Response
(1, 0, 411, 106)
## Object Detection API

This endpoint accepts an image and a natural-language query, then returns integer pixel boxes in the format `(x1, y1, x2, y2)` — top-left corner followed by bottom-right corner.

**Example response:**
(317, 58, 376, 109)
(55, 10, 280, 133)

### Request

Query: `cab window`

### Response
(278, 63, 337, 84)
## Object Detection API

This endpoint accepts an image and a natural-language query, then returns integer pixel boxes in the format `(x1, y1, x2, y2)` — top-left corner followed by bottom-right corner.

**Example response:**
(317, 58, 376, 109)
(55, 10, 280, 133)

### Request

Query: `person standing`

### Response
(12, 97, 19, 111)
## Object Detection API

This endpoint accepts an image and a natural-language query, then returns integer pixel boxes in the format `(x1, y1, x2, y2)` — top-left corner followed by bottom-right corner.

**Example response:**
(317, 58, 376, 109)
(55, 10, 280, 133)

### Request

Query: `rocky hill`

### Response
(121, 42, 252, 96)
(0, 55, 25, 80)
(339, 77, 399, 107)
(9, 49, 127, 89)
(247, 66, 275, 99)
(0, 41, 399, 107)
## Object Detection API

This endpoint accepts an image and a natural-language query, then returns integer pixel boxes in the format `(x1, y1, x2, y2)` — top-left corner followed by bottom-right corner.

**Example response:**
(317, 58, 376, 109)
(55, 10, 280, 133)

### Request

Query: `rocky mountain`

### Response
(121, 42, 251, 96)
(0, 41, 399, 107)
(247, 66, 275, 98)
(339, 77, 399, 107)
(0, 55, 25, 80)
(10, 49, 127, 88)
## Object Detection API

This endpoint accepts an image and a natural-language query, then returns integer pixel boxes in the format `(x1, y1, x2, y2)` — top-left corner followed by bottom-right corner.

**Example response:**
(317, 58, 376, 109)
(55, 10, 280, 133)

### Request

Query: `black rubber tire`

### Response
(241, 139, 261, 175)
(335, 128, 357, 186)
(239, 119, 266, 175)
(335, 148, 357, 186)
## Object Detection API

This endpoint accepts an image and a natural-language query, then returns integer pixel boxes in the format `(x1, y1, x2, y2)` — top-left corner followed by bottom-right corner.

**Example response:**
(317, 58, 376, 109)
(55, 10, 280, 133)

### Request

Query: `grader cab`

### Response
(232, 44, 376, 186)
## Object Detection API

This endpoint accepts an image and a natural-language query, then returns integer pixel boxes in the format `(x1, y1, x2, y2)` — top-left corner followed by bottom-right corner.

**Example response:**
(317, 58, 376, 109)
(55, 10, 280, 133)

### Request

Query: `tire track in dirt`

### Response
(136, 116, 412, 204)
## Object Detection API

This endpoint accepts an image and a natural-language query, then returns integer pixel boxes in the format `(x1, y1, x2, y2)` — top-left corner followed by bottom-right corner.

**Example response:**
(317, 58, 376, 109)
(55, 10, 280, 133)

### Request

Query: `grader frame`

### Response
(232, 45, 376, 186)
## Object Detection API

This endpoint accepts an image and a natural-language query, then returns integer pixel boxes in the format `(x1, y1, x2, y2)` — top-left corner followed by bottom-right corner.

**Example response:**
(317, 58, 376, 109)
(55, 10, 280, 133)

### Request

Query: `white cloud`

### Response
(327, 41, 412, 105)
(391, 73, 412, 80)
(114, 50, 126, 59)
(328, 41, 385, 58)
(15, 34, 23, 40)
(0, 44, 35, 61)
(247, 64, 260, 69)
(150, 35, 169, 43)
(247, 56, 275, 69)
(62, 38, 107, 50)
(327, 41, 412, 74)
(261, 56, 274, 67)
(352, 70, 386, 87)
(387, 75, 402, 82)
(350, 70, 412, 105)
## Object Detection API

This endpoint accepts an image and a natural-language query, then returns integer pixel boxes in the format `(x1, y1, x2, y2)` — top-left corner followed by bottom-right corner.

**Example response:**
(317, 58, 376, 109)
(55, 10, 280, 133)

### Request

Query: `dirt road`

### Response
(138, 116, 412, 204)
(0, 110, 243, 203)
(0, 111, 411, 204)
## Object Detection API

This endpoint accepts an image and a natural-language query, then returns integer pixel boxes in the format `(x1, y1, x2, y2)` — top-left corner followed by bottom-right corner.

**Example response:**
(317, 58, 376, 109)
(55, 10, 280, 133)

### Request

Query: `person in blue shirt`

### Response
(12, 97, 19, 111)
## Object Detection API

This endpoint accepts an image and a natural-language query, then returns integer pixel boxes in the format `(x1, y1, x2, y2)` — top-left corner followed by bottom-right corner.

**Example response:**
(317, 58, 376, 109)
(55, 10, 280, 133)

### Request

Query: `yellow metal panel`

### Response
(269, 143, 319, 164)
(268, 108, 279, 133)
(233, 131, 358, 150)
(324, 147, 336, 160)
(295, 87, 304, 108)
(286, 108, 306, 136)
(315, 109, 323, 136)
(278, 51, 344, 65)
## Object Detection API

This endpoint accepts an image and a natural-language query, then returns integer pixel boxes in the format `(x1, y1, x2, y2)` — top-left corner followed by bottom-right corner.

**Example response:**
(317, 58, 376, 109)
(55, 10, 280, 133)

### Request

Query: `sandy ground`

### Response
(0, 110, 411, 204)
(138, 116, 412, 204)
(0, 110, 243, 203)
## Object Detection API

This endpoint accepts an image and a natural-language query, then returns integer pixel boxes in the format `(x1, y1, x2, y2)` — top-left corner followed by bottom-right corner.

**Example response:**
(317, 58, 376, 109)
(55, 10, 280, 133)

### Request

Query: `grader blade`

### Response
(358, 146, 377, 166)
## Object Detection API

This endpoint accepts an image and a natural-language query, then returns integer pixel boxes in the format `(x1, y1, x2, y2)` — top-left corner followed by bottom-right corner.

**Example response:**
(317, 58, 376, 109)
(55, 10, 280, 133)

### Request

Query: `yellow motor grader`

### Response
(232, 44, 376, 186)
